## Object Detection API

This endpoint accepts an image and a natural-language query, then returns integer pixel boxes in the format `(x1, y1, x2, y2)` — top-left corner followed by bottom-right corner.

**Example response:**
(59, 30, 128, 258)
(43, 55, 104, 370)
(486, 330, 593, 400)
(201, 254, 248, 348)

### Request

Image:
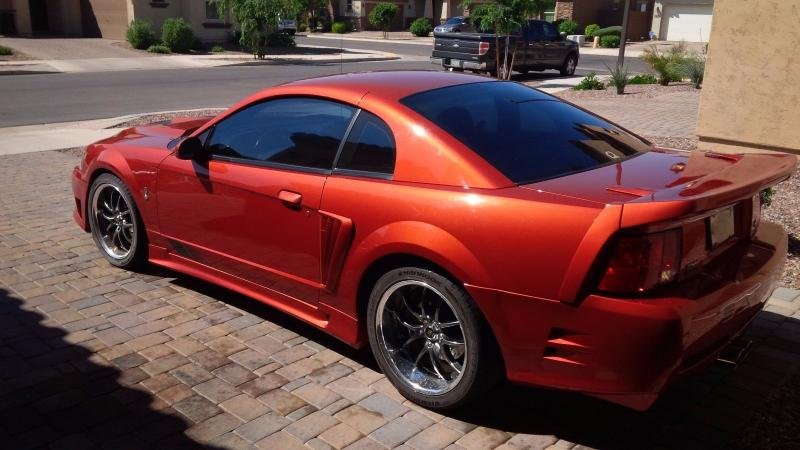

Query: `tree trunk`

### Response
(507, 44, 516, 80)
(494, 29, 501, 79)
(327, 0, 335, 24)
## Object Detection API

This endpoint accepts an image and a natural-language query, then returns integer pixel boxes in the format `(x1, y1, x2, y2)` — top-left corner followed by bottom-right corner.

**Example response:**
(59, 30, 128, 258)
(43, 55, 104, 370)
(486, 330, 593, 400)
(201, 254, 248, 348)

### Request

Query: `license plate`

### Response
(708, 206, 735, 248)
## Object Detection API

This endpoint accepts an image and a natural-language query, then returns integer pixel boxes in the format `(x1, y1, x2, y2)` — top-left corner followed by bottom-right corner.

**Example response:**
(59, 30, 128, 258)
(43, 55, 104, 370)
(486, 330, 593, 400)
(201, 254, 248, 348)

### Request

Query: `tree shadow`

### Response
(0, 287, 222, 449)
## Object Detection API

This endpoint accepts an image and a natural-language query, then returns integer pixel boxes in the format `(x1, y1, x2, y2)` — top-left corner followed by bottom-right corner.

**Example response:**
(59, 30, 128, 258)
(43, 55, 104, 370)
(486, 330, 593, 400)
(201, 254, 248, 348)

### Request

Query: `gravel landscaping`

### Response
(554, 82, 699, 101)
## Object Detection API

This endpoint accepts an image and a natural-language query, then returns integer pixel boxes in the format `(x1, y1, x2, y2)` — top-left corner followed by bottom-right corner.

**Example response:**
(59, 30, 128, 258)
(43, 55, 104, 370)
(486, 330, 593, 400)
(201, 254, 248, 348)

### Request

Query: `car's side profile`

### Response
(72, 71, 796, 411)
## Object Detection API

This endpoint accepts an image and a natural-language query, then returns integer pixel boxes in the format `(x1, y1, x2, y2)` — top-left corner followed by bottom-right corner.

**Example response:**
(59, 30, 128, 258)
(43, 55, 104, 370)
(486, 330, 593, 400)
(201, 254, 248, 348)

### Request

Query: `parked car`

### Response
(72, 71, 795, 411)
(431, 19, 579, 76)
(279, 16, 297, 35)
(434, 16, 472, 33)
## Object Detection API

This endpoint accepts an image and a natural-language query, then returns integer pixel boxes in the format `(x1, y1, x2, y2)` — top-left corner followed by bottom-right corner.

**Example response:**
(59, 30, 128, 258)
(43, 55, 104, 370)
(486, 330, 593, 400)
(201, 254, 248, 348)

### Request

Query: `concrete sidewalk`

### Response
(0, 110, 226, 156)
(0, 47, 399, 75)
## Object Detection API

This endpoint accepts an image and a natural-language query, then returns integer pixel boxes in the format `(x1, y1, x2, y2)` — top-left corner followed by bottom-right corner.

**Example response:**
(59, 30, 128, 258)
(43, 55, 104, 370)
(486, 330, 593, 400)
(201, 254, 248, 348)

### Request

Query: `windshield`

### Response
(444, 17, 464, 25)
(400, 82, 650, 184)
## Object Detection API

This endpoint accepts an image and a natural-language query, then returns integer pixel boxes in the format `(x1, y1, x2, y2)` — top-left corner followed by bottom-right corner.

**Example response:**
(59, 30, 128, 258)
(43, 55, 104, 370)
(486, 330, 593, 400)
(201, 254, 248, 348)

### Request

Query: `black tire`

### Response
(366, 267, 500, 410)
(87, 173, 148, 269)
(560, 53, 578, 76)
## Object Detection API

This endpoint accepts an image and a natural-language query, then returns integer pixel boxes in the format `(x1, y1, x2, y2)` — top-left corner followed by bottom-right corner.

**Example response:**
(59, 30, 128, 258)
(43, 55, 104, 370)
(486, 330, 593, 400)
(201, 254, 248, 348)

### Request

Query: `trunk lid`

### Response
(525, 148, 796, 227)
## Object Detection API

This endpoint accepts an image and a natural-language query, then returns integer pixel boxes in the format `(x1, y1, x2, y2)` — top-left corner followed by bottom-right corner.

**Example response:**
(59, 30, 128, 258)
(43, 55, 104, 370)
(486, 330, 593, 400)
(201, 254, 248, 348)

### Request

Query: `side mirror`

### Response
(176, 136, 204, 160)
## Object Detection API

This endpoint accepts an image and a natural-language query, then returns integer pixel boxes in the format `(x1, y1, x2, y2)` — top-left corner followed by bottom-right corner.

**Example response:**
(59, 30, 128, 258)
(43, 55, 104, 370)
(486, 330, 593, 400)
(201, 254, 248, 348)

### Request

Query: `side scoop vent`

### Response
(542, 328, 594, 366)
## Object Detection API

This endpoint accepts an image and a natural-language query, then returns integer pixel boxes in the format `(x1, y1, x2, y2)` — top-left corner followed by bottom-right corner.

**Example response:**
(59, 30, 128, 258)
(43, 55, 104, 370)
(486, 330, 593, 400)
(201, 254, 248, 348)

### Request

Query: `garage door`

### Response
(663, 4, 713, 42)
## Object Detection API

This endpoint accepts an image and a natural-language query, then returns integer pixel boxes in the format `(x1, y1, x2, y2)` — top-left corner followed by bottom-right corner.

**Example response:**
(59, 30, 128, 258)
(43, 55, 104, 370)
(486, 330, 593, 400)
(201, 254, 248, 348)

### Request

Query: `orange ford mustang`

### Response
(71, 71, 796, 410)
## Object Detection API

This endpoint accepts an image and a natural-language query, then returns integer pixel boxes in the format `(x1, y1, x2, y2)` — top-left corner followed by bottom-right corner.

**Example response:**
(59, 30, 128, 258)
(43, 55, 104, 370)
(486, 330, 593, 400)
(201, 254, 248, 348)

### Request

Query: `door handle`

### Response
(278, 190, 303, 207)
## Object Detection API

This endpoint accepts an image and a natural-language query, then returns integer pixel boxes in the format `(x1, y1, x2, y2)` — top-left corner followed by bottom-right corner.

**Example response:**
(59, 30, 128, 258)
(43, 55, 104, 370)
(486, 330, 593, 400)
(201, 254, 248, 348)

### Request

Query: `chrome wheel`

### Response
(376, 280, 467, 396)
(91, 183, 136, 260)
(566, 56, 577, 75)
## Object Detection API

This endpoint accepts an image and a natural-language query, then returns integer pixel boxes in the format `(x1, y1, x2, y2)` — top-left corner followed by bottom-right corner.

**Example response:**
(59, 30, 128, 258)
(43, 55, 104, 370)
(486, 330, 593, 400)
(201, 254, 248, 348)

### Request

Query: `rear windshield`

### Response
(400, 82, 650, 184)
(445, 17, 465, 25)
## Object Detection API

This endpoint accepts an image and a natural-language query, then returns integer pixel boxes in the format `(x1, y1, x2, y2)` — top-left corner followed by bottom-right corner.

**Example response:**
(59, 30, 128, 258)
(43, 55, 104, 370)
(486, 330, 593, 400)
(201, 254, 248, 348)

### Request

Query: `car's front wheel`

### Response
(367, 267, 499, 409)
(88, 173, 147, 269)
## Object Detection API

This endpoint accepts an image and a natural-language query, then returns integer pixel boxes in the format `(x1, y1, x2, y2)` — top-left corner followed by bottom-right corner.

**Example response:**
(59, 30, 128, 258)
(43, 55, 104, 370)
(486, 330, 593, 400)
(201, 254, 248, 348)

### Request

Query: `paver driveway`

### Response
(1, 149, 800, 450)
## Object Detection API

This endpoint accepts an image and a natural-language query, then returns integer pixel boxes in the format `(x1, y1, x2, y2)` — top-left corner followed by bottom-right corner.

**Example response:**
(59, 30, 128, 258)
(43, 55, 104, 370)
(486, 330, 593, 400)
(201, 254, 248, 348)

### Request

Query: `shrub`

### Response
(211, 44, 225, 53)
(161, 17, 196, 53)
(409, 17, 432, 37)
(600, 35, 620, 48)
(760, 187, 774, 207)
(265, 31, 296, 48)
(147, 44, 171, 54)
(640, 44, 687, 85)
(595, 25, 622, 37)
(605, 63, 629, 95)
(584, 24, 600, 39)
(298, 23, 308, 32)
(369, 2, 399, 39)
(629, 73, 658, 84)
(680, 55, 705, 88)
(574, 72, 605, 91)
(331, 21, 352, 33)
(0, 45, 12, 56)
(126, 20, 156, 50)
(558, 20, 578, 35)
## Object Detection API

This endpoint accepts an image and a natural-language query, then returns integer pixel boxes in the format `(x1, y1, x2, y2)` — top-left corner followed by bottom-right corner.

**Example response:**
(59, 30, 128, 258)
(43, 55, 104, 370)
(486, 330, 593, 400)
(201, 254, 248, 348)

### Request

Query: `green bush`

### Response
(595, 25, 622, 37)
(574, 72, 605, 91)
(0, 45, 12, 56)
(161, 17, 196, 53)
(211, 44, 225, 53)
(409, 17, 432, 37)
(558, 20, 578, 35)
(605, 63, 629, 95)
(680, 55, 705, 88)
(265, 31, 296, 48)
(629, 73, 658, 84)
(331, 21, 352, 33)
(298, 23, 308, 32)
(600, 35, 620, 48)
(147, 44, 171, 54)
(640, 44, 687, 85)
(126, 20, 156, 50)
(584, 24, 600, 39)
(369, 2, 399, 38)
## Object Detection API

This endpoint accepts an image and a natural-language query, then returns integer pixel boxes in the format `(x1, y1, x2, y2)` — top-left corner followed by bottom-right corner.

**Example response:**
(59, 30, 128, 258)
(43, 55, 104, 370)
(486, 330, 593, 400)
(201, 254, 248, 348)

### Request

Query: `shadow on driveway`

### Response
(0, 287, 220, 449)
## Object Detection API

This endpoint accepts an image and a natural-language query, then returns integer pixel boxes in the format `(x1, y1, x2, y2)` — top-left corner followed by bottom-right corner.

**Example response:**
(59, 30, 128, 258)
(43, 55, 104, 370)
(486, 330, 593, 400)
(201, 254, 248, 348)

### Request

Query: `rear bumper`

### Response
(430, 57, 486, 71)
(72, 166, 89, 231)
(467, 221, 787, 410)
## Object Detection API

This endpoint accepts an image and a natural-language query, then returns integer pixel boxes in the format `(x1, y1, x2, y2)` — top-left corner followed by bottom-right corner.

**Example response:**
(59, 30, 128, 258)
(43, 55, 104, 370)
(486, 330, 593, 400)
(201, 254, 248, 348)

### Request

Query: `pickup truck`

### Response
(431, 19, 579, 76)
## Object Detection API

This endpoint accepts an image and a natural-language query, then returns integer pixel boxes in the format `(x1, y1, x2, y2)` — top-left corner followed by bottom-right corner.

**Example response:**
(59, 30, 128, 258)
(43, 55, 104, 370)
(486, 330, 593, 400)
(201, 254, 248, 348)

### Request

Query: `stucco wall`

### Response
(84, 0, 131, 39)
(696, 0, 800, 155)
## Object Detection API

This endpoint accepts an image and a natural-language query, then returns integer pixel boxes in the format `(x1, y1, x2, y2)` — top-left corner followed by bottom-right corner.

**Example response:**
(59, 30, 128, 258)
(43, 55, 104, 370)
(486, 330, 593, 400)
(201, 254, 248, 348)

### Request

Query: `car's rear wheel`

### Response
(560, 53, 578, 76)
(88, 173, 147, 269)
(367, 267, 499, 409)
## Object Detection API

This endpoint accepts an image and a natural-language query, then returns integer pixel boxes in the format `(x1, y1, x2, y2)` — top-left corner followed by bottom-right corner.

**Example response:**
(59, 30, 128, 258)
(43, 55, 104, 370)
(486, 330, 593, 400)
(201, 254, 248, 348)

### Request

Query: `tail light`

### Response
(478, 42, 490, 56)
(598, 229, 682, 294)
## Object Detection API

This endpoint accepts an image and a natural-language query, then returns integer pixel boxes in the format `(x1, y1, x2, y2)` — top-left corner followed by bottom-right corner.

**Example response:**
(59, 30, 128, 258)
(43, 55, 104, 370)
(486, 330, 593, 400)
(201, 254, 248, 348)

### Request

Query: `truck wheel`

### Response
(560, 54, 578, 76)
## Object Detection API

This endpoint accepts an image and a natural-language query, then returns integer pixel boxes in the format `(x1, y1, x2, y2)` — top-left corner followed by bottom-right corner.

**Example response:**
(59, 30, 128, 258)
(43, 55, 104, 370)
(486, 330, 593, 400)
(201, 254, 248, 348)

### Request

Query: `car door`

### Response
(155, 97, 356, 305)
(541, 21, 567, 67)
(521, 21, 545, 68)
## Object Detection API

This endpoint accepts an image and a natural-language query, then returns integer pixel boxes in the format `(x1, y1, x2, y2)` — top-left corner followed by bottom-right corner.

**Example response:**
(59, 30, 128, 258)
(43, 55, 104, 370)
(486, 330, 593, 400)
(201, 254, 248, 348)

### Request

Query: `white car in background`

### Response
(279, 17, 297, 35)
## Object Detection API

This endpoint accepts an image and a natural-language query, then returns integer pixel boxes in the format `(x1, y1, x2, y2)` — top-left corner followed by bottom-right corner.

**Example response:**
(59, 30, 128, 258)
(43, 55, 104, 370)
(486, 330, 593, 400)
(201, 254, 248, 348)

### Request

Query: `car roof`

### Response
(281, 70, 488, 103)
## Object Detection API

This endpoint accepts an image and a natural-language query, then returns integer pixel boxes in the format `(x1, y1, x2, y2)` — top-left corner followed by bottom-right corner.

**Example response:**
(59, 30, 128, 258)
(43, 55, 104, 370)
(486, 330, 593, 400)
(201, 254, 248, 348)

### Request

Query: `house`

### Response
(335, 0, 469, 31)
(697, 0, 798, 156)
(554, 0, 713, 42)
(554, 0, 656, 41)
(650, 0, 713, 42)
(0, 0, 233, 42)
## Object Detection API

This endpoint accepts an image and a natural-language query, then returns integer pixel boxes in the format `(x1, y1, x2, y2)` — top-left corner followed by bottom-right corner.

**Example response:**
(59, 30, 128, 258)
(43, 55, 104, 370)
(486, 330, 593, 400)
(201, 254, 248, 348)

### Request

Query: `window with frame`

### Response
(335, 111, 395, 175)
(542, 22, 558, 40)
(205, 1, 220, 19)
(206, 98, 356, 170)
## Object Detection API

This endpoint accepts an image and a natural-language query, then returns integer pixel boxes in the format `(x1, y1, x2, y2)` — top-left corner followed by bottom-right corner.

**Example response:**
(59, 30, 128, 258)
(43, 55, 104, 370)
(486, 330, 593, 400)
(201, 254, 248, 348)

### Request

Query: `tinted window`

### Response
(401, 82, 650, 183)
(335, 111, 395, 174)
(542, 22, 558, 40)
(207, 98, 355, 170)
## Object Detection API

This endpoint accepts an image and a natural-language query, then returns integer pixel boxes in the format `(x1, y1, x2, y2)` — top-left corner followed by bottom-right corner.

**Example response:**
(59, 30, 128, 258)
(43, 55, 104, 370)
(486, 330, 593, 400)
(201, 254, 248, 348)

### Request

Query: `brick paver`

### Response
(1, 148, 799, 450)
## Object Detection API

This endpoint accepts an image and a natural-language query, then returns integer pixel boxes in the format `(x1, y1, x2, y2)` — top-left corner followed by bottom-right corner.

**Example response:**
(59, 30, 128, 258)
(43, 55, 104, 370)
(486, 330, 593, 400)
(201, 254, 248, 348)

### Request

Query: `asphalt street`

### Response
(0, 37, 648, 127)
